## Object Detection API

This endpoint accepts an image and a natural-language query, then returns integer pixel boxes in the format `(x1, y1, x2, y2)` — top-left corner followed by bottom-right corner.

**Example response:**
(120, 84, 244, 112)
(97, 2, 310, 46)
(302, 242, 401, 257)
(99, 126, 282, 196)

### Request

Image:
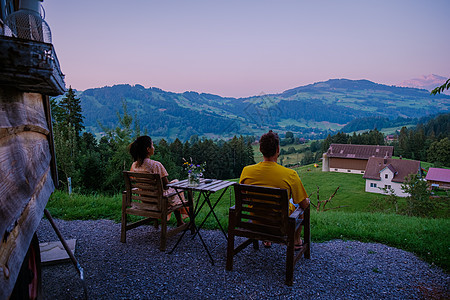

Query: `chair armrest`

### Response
(289, 207, 304, 220)
(164, 189, 185, 200)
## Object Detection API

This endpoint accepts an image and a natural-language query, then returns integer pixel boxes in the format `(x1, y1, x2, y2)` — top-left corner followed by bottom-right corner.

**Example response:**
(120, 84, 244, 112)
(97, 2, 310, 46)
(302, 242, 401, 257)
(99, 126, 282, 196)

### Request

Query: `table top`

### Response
(167, 178, 235, 193)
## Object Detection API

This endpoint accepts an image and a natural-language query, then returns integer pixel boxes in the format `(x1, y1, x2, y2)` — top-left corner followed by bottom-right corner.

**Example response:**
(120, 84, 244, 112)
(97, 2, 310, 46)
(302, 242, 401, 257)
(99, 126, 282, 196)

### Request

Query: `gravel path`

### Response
(37, 219, 449, 299)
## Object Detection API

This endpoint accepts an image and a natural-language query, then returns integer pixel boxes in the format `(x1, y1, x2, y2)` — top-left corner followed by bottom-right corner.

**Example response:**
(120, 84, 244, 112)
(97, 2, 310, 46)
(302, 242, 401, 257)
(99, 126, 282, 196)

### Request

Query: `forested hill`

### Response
(71, 79, 450, 140)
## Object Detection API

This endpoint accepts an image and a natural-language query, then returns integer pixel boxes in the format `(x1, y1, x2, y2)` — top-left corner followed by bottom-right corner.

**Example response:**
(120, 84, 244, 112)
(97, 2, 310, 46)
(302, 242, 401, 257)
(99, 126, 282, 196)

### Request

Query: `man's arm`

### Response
(299, 197, 310, 210)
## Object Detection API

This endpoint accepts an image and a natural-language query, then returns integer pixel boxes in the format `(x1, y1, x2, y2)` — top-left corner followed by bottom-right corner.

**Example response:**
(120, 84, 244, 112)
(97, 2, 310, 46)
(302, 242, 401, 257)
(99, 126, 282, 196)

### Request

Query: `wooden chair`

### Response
(121, 171, 190, 251)
(226, 183, 311, 286)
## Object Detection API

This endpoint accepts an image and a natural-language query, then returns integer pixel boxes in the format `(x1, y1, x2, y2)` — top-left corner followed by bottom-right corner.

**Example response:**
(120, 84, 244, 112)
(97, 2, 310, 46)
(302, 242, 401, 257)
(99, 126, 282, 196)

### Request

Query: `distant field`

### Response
(252, 142, 311, 165)
(277, 118, 344, 131)
(379, 124, 415, 135)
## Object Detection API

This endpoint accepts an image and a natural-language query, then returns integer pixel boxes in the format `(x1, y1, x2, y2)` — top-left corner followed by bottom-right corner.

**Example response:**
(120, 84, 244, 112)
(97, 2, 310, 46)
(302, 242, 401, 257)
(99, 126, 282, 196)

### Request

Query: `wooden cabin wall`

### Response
(0, 87, 55, 299)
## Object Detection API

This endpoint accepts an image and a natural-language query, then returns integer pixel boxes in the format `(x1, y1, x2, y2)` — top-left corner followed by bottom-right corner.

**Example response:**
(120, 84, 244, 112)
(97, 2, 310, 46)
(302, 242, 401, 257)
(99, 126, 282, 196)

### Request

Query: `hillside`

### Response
(65, 79, 450, 140)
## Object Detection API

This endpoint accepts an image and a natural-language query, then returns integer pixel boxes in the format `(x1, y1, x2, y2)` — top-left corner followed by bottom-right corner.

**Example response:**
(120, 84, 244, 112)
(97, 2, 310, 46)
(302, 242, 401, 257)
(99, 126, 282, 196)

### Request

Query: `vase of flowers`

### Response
(184, 159, 206, 187)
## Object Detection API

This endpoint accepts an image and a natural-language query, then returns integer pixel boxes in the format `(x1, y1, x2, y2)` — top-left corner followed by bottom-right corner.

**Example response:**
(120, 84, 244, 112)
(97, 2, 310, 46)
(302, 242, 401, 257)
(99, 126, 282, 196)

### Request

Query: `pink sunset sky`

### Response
(44, 0, 450, 98)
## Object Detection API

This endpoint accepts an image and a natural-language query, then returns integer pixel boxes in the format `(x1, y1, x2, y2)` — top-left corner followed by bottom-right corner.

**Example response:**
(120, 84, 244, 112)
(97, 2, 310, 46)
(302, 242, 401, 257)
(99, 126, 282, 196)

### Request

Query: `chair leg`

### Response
(304, 208, 311, 259)
(286, 220, 296, 286)
(187, 190, 195, 234)
(153, 219, 159, 229)
(252, 239, 259, 250)
(160, 215, 168, 252)
(226, 232, 235, 271)
(120, 209, 127, 243)
(174, 210, 183, 227)
(286, 241, 295, 286)
(120, 217, 126, 243)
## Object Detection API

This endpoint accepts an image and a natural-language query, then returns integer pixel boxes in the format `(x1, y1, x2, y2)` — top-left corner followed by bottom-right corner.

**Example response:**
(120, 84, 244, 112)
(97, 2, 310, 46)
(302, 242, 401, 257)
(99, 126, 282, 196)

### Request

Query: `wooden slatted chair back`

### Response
(234, 183, 289, 237)
(123, 171, 164, 212)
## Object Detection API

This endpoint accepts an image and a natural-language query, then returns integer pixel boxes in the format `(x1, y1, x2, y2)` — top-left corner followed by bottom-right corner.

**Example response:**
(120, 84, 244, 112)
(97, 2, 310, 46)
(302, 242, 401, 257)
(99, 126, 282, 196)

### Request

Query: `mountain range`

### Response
(69, 78, 450, 141)
(399, 74, 450, 95)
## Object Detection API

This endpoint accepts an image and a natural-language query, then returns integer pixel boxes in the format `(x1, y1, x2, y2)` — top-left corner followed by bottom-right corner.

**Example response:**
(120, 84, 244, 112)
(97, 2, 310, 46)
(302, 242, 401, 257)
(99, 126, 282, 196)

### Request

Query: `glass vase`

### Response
(188, 173, 200, 187)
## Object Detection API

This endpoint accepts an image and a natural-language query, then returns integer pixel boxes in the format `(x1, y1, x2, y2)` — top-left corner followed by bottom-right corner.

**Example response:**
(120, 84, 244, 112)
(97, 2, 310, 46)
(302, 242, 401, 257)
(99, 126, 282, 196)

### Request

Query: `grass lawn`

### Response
(46, 168, 450, 272)
(296, 164, 378, 213)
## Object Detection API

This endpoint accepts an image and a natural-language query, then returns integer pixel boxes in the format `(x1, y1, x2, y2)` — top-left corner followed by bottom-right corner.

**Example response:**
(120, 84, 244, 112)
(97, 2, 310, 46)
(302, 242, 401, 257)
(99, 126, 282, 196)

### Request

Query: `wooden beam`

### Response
(0, 36, 65, 95)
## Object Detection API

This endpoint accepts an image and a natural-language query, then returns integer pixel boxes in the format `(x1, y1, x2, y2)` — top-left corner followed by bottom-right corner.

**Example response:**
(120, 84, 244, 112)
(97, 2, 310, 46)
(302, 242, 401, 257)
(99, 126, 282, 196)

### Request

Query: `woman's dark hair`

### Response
(259, 130, 279, 158)
(129, 135, 152, 167)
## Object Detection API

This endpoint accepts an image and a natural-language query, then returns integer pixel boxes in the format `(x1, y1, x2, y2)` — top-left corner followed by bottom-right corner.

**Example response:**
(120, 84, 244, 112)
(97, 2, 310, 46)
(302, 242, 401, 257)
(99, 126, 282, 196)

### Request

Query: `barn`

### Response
(322, 144, 394, 174)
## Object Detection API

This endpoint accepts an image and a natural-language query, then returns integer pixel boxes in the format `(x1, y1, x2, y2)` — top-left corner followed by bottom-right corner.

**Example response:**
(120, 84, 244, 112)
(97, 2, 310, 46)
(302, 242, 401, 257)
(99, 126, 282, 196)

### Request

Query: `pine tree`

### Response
(59, 86, 85, 137)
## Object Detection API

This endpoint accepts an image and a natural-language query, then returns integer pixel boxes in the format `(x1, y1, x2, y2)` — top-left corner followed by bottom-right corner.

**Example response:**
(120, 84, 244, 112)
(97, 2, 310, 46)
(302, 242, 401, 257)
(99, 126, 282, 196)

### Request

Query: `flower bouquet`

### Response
(183, 159, 206, 187)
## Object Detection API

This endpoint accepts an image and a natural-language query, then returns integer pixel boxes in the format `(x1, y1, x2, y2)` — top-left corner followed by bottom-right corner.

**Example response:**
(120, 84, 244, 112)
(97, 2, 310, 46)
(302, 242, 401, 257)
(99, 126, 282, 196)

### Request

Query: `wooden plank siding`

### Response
(427, 180, 450, 190)
(0, 87, 55, 299)
(329, 157, 368, 171)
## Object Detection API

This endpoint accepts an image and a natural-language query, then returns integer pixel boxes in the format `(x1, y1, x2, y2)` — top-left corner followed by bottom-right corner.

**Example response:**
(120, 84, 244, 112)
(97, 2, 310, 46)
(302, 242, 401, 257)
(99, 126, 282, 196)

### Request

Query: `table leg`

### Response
(168, 188, 195, 253)
(194, 189, 228, 240)
(169, 189, 215, 264)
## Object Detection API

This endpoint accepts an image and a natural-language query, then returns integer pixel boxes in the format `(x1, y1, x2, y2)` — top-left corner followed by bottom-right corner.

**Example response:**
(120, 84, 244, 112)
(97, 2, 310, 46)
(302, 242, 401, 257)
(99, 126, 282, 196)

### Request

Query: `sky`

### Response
(43, 0, 450, 98)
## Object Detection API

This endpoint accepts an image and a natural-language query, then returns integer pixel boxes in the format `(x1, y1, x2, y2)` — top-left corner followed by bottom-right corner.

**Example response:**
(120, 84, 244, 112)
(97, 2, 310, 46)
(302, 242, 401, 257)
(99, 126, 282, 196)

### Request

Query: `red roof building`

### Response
(425, 168, 450, 190)
(322, 144, 394, 174)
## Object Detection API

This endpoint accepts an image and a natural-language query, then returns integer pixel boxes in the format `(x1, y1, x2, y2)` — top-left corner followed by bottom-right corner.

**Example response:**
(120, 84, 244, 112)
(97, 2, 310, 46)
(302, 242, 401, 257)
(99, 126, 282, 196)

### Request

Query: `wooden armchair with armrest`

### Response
(226, 183, 311, 285)
(121, 171, 190, 251)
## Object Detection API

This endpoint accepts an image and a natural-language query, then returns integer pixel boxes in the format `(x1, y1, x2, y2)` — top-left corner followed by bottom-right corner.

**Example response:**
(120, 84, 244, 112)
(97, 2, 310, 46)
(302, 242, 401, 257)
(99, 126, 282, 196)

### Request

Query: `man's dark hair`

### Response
(259, 130, 279, 158)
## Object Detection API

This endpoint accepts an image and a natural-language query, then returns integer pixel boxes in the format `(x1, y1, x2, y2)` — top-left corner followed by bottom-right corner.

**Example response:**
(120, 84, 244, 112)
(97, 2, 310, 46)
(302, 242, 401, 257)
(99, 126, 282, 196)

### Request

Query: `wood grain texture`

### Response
(0, 89, 49, 134)
(0, 89, 55, 298)
(0, 167, 54, 299)
(0, 131, 52, 239)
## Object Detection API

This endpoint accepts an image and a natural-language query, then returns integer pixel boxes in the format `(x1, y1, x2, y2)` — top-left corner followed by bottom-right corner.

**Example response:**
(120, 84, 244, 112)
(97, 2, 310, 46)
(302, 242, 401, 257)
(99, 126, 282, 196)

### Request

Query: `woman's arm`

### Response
(162, 176, 169, 190)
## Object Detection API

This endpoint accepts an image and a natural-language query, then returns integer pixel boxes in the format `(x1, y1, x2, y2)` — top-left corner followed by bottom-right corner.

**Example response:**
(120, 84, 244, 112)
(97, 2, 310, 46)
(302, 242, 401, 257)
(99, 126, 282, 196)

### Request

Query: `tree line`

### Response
(393, 113, 449, 166)
(51, 88, 255, 194)
(319, 113, 449, 167)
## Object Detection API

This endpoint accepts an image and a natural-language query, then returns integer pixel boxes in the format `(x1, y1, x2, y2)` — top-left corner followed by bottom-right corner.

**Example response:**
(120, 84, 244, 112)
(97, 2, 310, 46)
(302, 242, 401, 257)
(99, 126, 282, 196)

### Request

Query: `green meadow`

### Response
(46, 165, 449, 272)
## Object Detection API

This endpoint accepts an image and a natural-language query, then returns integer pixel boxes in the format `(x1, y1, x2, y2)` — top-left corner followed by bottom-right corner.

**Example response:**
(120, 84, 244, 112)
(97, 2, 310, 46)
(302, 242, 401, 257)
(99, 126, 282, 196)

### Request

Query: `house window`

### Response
(385, 174, 388, 179)
(385, 185, 391, 189)
(370, 183, 377, 188)
(348, 170, 351, 172)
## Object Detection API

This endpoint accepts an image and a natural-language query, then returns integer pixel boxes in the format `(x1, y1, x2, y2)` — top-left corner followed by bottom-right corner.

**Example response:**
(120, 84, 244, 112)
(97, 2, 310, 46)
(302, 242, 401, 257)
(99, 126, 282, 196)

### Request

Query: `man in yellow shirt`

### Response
(239, 130, 309, 249)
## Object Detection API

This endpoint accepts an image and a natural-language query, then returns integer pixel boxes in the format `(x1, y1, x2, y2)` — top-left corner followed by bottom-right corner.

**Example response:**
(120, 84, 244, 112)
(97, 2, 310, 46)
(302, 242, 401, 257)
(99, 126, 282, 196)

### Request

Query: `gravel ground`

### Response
(37, 219, 449, 299)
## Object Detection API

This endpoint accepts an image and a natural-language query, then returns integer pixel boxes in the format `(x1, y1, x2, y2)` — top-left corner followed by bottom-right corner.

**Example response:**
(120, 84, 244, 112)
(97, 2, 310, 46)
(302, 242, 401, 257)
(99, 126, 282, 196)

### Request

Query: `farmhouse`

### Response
(425, 167, 450, 190)
(322, 144, 394, 174)
(363, 157, 421, 197)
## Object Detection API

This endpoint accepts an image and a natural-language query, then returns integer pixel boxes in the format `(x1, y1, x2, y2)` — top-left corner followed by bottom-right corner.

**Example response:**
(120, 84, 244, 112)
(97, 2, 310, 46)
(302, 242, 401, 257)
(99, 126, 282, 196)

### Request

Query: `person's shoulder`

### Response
(148, 159, 166, 168)
(149, 159, 162, 165)
(275, 163, 294, 172)
(243, 162, 262, 171)
(276, 164, 299, 177)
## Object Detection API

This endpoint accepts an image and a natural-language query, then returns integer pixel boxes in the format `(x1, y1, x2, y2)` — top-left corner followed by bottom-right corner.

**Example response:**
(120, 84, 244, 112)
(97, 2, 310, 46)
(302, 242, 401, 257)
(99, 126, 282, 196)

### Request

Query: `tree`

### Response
(101, 101, 138, 192)
(427, 137, 450, 167)
(53, 122, 80, 190)
(431, 78, 450, 95)
(401, 174, 435, 218)
(58, 87, 85, 138)
(301, 150, 314, 165)
(51, 88, 85, 191)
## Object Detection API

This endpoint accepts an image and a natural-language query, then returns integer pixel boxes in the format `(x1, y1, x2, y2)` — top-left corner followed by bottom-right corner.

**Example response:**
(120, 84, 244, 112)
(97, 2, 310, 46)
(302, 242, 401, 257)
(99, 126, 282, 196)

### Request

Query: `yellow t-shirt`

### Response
(239, 161, 308, 214)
